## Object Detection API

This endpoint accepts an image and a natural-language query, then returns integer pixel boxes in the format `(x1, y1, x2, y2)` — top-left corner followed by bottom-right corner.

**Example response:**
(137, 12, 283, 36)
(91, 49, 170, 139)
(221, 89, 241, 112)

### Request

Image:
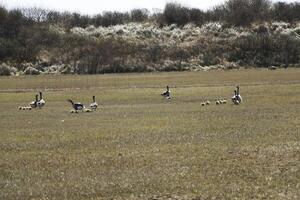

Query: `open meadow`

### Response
(0, 69, 300, 199)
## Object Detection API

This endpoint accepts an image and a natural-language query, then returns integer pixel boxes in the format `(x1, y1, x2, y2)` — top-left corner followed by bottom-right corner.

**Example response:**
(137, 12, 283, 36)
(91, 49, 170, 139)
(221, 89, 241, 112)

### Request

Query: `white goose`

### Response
(90, 96, 98, 111)
(37, 91, 45, 109)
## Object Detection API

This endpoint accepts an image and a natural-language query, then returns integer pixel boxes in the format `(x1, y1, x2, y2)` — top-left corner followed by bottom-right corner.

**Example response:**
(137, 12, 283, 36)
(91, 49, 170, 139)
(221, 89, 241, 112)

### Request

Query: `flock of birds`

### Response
(18, 86, 242, 113)
(67, 96, 98, 113)
(18, 92, 45, 110)
(18, 92, 98, 113)
(160, 85, 243, 106)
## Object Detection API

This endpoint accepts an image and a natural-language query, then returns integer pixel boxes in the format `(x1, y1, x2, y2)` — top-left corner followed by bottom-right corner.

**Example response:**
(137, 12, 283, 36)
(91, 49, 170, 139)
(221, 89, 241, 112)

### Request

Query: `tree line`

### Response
(1, 0, 300, 28)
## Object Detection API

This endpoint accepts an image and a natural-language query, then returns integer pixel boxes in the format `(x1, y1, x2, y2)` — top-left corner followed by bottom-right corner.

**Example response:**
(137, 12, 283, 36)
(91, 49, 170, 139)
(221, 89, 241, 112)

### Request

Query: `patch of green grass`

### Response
(0, 69, 300, 199)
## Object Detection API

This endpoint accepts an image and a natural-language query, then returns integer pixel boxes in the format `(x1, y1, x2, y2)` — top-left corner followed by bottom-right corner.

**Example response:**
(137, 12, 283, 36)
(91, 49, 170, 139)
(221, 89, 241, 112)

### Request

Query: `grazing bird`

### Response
(30, 94, 39, 108)
(90, 96, 98, 111)
(67, 99, 84, 112)
(37, 91, 45, 109)
(161, 86, 171, 99)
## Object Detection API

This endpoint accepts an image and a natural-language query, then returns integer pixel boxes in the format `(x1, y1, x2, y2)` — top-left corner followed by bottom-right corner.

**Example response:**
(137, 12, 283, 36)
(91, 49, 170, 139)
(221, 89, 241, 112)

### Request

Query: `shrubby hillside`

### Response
(0, 0, 300, 75)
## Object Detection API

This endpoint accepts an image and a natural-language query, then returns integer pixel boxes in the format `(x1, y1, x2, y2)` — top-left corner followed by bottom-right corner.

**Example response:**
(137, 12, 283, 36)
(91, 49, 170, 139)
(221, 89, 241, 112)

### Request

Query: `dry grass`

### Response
(0, 69, 300, 200)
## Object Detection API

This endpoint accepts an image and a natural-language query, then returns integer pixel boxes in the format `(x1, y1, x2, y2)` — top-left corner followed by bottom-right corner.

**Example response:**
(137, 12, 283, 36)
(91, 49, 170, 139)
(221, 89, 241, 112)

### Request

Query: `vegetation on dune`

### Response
(0, 0, 300, 75)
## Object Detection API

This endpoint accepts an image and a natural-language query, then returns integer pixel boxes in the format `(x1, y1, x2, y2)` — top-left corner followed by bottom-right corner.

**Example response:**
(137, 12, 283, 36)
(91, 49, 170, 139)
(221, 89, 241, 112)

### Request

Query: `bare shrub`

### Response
(130, 9, 149, 22)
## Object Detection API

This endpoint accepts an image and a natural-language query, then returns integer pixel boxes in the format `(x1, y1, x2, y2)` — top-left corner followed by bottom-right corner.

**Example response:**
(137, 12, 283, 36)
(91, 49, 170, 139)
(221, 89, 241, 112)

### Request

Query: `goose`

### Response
(37, 91, 45, 109)
(70, 109, 78, 113)
(30, 94, 38, 108)
(161, 86, 171, 99)
(205, 100, 211, 105)
(67, 99, 84, 111)
(231, 90, 237, 103)
(234, 99, 240, 105)
(215, 99, 220, 105)
(90, 96, 98, 111)
(201, 102, 206, 106)
(236, 86, 242, 103)
(231, 89, 241, 105)
(220, 99, 227, 104)
(85, 108, 92, 112)
(19, 106, 33, 110)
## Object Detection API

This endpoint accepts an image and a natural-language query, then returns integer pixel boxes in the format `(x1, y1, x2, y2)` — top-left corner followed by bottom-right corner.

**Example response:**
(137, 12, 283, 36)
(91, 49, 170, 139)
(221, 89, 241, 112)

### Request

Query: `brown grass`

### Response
(0, 69, 300, 199)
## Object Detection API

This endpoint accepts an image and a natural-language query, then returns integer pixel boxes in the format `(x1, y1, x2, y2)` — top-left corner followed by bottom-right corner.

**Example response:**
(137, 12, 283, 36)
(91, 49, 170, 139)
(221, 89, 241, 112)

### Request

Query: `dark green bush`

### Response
(162, 3, 190, 26)
(230, 32, 300, 67)
(130, 9, 149, 22)
(223, 0, 271, 26)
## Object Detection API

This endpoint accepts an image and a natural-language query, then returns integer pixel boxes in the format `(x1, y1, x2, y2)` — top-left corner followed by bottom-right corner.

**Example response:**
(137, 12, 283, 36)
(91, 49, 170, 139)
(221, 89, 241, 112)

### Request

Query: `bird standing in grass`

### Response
(90, 96, 98, 111)
(30, 94, 38, 108)
(231, 86, 242, 105)
(231, 90, 237, 103)
(236, 86, 242, 103)
(37, 91, 45, 108)
(67, 99, 84, 112)
(161, 86, 171, 99)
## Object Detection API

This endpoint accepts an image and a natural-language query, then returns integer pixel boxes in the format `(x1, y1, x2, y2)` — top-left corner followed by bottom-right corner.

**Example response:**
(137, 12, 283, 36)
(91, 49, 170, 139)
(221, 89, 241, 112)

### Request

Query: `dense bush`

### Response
(272, 2, 300, 23)
(162, 3, 191, 26)
(130, 9, 149, 22)
(230, 32, 300, 67)
(223, 0, 272, 26)
(100, 11, 130, 27)
(158, 3, 205, 27)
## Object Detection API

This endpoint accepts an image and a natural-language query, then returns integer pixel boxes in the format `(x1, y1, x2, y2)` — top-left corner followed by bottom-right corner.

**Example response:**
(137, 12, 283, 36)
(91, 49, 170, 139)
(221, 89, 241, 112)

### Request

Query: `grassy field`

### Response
(0, 69, 300, 200)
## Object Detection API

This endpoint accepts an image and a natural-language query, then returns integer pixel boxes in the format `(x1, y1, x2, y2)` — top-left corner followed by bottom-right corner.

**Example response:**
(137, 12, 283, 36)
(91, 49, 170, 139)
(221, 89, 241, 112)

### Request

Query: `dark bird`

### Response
(30, 94, 39, 108)
(37, 91, 45, 108)
(67, 99, 84, 111)
(161, 86, 171, 99)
